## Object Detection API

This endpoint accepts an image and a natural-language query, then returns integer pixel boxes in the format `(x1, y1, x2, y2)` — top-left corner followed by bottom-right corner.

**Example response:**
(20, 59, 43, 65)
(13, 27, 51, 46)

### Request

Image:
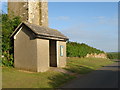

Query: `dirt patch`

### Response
(49, 67, 78, 76)
(18, 69, 36, 73)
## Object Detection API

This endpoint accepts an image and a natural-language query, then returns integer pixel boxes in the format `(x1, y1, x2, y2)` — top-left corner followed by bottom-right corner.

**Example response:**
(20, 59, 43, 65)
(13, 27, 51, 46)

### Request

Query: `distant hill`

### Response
(67, 41, 105, 58)
(106, 52, 119, 59)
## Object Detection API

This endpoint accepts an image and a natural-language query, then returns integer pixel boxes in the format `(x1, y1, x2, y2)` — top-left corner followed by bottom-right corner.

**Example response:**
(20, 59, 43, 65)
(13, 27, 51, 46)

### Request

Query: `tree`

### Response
(1, 14, 21, 66)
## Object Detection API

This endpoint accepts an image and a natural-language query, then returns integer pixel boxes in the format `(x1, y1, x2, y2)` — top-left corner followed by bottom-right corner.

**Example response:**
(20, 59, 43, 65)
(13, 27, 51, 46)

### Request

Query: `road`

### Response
(61, 60, 119, 88)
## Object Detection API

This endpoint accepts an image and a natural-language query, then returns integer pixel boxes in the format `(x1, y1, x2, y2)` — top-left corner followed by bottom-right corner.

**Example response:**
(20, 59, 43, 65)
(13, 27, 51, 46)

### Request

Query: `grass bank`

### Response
(2, 58, 115, 88)
(2, 67, 75, 88)
(65, 57, 114, 74)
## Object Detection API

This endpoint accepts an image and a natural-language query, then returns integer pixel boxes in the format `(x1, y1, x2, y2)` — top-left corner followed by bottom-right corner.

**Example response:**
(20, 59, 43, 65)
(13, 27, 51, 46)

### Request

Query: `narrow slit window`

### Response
(60, 45, 64, 56)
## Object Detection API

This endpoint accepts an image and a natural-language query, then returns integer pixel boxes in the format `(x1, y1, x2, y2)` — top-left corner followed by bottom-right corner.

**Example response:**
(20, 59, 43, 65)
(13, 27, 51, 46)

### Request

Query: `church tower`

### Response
(8, 0, 48, 26)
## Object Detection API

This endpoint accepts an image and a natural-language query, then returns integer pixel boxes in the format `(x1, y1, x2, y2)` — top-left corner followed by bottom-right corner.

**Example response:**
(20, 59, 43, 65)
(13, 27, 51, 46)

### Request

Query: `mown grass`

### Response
(2, 57, 115, 88)
(2, 67, 75, 88)
(65, 57, 115, 74)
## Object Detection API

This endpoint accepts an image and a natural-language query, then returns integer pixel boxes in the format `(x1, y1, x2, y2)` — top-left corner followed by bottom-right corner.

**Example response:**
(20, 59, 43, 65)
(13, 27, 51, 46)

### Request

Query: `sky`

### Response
(0, 1, 118, 52)
(48, 2, 118, 52)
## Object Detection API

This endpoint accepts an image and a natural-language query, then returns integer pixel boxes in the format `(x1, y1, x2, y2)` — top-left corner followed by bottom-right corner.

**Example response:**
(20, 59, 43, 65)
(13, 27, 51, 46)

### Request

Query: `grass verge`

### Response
(64, 57, 115, 74)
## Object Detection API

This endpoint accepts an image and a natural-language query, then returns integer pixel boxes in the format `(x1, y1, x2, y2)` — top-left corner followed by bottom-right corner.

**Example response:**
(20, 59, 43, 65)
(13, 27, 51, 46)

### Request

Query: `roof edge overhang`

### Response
(35, 34, 69, 41)
(10, 22, 38, 38)
(10, 22, 23, 38)
(10, 22, 69, 41)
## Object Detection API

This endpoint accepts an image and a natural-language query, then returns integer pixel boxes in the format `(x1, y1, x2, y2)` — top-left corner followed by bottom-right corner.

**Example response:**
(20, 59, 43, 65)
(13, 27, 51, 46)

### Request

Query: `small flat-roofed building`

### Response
(11, 22, 68, 72)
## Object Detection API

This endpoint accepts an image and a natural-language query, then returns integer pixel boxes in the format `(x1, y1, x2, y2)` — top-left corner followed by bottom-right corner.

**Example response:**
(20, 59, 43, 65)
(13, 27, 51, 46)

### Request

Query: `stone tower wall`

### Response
(39, 2, 48, 26)
(28, 1, 40, 25)
(8, 2, 28, 21)
(8, 1, 48, 26)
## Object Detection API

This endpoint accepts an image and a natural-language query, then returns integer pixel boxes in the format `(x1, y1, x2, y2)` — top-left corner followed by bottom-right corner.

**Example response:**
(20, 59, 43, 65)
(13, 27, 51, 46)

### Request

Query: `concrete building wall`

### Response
(14, 26, 37, 72)
(8, 1, 48, 26)
(36, 39, 49, 72)
(57, 41, 66, 67)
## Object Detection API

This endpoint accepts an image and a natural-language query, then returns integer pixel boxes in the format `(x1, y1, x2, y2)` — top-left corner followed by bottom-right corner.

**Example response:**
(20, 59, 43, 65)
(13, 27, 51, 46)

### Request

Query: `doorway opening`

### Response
(49, 40, 57, 67)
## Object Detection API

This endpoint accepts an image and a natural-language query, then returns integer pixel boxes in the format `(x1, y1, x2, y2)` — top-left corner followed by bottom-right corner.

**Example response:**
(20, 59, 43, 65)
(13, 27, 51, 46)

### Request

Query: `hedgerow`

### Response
(107, 52, 119, 59)
(1, 14, 21, 66)
(67, 41, 105, 57)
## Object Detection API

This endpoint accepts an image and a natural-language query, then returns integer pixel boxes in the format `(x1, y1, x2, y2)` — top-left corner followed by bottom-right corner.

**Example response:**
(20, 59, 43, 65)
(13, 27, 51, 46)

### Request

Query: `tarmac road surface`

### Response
(61, 60, 119, 88)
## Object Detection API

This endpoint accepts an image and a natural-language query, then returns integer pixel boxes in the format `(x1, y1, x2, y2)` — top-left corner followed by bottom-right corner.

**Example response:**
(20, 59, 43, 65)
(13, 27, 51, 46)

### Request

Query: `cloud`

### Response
(93, 16, 118, 25)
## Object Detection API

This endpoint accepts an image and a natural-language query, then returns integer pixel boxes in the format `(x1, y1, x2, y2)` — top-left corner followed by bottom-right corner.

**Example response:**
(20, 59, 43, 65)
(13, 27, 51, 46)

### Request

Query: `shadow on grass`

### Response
(48, 72, 75, 88)
(64, 65, 94, 74)
(47, 66, 94, 88)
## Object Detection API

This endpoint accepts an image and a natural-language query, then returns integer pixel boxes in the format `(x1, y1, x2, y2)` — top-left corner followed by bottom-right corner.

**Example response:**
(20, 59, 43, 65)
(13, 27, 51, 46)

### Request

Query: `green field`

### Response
(2, 58, 115, 88)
